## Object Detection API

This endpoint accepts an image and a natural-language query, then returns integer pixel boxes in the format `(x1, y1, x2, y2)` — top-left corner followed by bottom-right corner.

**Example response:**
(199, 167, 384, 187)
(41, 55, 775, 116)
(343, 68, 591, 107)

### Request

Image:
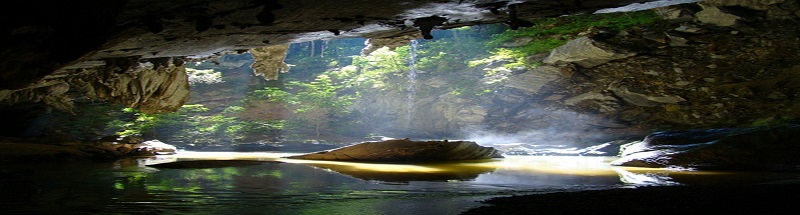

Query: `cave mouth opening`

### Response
(5, 1, 800, 214)
(15, 9, 671, 154)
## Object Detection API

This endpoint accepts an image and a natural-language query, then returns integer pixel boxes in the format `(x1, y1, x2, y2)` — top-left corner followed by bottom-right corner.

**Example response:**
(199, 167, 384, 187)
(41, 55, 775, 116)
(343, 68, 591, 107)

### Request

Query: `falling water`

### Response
(407, 40, 419, 125)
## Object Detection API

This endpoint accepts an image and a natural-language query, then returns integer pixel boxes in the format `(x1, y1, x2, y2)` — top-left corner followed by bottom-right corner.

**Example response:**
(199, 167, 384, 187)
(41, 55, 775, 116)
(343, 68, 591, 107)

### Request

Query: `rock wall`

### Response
(354, 1, 800, 143)
(483, 1, 800, 137)
(61, 58, 188, 114)
(85, 59, 191, 114)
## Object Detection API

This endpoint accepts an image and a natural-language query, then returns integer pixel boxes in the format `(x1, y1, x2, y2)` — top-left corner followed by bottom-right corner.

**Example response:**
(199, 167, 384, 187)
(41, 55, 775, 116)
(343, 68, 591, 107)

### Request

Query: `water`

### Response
(2, 152, 799, 215)
(407, 40, 419, 125)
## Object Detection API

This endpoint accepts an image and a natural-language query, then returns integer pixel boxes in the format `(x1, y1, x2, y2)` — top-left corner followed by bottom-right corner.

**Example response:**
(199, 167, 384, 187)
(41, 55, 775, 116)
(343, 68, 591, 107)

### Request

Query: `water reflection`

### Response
(3, 152, 800, 215)
(288, 160, 498, 182)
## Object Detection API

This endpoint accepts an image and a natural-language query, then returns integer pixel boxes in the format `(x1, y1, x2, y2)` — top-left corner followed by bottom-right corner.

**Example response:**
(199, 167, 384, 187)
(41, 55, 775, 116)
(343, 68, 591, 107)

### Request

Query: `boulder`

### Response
(503, 65, 564, 95)
(542, 37, 636, 68)
(695, 5, 743, 27)
(610, 125, 800, 171)
(286, 139, 503, 162)
(130, 140, 178, 156)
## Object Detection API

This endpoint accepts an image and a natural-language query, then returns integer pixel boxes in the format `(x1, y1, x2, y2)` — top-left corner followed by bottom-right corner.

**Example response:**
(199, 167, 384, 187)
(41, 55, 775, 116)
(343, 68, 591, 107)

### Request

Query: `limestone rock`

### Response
(543, 37, 636, 68)
(130, 140, 178, 156)
(286, 139, 503, 162)
(362, 34, 422, 55)
(609, 86, 685, 107)
(611, 125, 800, 171)
(249, 44, 291, 80)
(503, 65, 564, 94)
(87, 59, 190, 114)
(695, 6, 743, 26)
(0, 81, 75, 112)
(702, 0, 785, 10)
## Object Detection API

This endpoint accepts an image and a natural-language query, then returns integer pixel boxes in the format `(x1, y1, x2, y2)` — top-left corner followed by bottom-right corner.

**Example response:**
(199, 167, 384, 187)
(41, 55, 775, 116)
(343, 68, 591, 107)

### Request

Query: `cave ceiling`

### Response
(0, 0, 670, 91)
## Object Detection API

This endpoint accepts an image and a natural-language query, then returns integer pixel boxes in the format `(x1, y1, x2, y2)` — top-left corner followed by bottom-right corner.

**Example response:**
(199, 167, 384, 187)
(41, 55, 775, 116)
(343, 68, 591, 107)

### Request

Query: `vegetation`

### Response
(251, 75, 354, 139)
(472, 10, 661, 68)
(107, 104, 284, 146)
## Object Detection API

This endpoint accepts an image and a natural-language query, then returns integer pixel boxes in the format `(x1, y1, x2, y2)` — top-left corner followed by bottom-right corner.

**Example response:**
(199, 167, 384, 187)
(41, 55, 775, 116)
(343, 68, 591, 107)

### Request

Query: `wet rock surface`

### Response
(611, 124, 800, 171)
(286, 139, 503, 162)
(0, 136, 177, 162)
(494, 141, 625, 156)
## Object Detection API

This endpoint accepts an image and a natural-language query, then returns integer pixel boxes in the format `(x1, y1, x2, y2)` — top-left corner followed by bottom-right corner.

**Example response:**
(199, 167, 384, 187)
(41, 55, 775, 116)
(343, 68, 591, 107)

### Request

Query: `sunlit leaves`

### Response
(253, 75, 354, 139)
(341, 47, 408, 89)
(186, 68, 224, 85)
(476, 10, 661, 68)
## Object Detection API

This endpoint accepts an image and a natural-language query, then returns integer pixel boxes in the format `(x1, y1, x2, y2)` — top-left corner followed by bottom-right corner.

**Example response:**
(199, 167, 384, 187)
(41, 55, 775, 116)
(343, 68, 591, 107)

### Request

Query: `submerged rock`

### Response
(286, 139, 503, 162)
(611, 124, 800, 171)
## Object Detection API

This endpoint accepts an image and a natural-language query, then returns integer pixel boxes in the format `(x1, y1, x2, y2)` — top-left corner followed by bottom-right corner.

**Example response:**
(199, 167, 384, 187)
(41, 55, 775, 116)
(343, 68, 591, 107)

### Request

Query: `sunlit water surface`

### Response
(2, 151, 799, 215)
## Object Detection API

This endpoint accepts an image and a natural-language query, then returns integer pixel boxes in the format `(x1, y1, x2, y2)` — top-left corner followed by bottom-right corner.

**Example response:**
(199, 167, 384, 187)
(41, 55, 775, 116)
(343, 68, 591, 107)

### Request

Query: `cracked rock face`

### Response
(0, 0, 659, 113)
(249, 44, 291, 80)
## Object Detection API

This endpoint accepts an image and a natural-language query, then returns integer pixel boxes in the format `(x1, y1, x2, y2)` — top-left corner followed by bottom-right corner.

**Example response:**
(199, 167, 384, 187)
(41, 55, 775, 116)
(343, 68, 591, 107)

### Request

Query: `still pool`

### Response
(2, 151, 799, 215)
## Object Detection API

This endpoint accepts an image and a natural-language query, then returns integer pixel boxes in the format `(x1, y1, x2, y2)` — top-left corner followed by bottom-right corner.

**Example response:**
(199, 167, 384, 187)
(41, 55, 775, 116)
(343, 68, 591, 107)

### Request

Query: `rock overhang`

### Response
(1, 0, 680, 113)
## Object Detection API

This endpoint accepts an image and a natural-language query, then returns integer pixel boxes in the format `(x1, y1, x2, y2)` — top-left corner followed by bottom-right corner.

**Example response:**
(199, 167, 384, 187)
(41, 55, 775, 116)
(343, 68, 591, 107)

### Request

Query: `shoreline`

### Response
(462, 183, 800, 214)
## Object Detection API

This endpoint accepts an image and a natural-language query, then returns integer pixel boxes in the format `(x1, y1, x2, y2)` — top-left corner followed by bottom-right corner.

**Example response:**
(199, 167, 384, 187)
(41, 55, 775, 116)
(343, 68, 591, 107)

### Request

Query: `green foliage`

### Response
(413, 28, 493, 72)
(186, 68, 224, 85)
(750, 117, 797, 127)
(253, 74, 354, 139)
(284, 38, 366, 81)
(112, 104, 284, 145)
(475, 10, 661, 68)
(251, 87, 291, 102)
(340, 47, 408, 89)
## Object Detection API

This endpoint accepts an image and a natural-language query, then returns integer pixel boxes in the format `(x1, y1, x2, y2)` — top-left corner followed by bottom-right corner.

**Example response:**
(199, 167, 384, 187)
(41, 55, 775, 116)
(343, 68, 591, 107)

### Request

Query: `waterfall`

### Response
(406, 39, 419, 125)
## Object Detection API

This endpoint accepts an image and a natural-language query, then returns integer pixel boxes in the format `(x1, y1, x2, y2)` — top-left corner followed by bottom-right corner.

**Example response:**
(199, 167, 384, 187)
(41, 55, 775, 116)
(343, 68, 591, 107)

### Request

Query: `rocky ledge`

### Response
(611, 124, 800, 171)
(0, 136, 177, 162)
(286, 139, 503, 162)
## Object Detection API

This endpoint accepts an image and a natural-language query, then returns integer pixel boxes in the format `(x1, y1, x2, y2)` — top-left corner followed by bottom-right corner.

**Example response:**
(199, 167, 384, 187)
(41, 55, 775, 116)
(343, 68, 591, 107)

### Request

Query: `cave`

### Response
(3, 0, 800, 214)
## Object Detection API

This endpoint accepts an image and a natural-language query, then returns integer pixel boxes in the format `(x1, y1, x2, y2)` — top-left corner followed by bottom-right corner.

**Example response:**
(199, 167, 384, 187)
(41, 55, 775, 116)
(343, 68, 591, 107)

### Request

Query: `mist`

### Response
(461, 108, 615, 148)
